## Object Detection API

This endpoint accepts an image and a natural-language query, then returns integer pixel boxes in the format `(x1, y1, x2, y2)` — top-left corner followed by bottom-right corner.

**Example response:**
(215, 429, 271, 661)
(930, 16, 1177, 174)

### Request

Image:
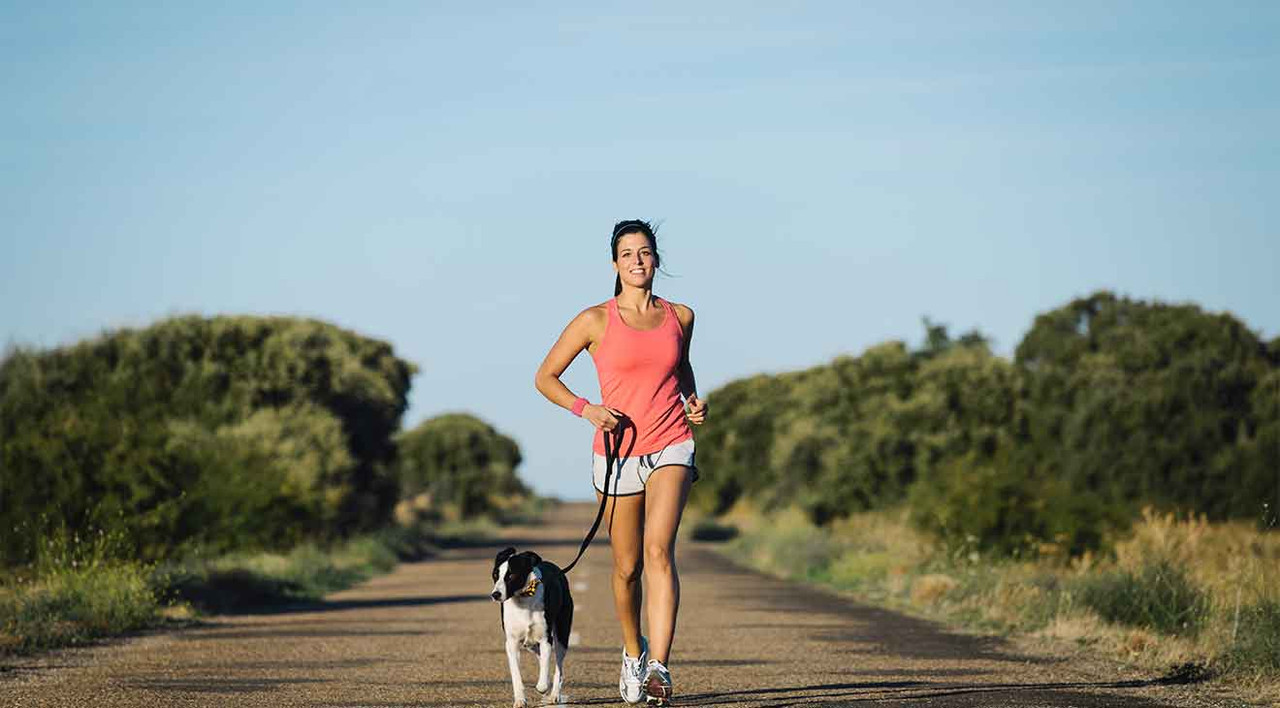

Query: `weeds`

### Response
(156, 533, 400, 614)
(694, 501, 1280, 698)
(1077, 560, 1209, 636)
(1, 502, 547, 657)
(0, 562, 159, 654)
(1227, 600, 1280, 672)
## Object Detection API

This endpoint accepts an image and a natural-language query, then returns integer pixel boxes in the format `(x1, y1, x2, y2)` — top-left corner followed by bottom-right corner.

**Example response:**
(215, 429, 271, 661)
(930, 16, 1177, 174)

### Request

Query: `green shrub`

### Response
(906, 445, 1115, 557)
(1017, 292, 1277, 523)
(730, 514, 840, 583)
(691, 291, 1279, 557)
(0, 563, 160, 654)
(689, 518, 739, 542)
(1227, 600, 1280, 671)
(0, 315, 416, 566)
(157, 532, 404, 614)
(1078, 559, 1210, 636)
(396, 413, 527, 517)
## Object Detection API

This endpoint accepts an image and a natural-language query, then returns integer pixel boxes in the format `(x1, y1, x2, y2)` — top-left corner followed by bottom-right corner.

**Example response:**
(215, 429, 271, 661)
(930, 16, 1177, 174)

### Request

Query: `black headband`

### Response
(612, 221, 650, 239)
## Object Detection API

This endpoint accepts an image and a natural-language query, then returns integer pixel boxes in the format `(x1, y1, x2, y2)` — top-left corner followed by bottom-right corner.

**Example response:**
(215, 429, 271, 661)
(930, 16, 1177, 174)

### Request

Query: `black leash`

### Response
(562, 421, 635, 574)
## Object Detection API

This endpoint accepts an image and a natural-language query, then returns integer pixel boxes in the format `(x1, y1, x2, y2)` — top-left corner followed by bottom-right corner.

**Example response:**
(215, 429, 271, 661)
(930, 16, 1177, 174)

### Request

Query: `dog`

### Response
(491, 547, 574, 707)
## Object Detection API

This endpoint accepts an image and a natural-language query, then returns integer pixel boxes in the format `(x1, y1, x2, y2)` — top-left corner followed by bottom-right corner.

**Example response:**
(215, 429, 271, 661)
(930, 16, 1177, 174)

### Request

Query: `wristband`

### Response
(571, 397, 590, 417)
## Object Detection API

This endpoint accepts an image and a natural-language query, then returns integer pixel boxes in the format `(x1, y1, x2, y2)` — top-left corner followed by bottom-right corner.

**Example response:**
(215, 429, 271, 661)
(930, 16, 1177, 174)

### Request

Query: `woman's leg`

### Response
(598, 491, 646, 658)
(641, 465, 694, 665)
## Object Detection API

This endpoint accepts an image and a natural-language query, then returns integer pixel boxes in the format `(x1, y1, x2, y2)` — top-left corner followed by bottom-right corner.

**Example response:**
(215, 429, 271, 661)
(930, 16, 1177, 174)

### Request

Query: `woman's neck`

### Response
(616, 286, 656, 312)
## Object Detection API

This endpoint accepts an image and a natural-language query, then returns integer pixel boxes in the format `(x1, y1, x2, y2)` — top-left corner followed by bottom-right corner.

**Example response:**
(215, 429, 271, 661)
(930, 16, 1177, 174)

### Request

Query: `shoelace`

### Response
(624, 658, 645, 681)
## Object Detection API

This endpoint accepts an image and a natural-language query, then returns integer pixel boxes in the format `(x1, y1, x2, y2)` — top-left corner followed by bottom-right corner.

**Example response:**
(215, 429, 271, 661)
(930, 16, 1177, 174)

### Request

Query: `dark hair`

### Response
(610, 219, 660, 296)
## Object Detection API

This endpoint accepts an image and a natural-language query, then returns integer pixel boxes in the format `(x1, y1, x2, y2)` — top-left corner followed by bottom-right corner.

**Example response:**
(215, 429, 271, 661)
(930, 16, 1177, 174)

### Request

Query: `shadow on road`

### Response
(123, 677, 329, 695)
(433, 536, 587, 550)
(231, 593, 487, 616)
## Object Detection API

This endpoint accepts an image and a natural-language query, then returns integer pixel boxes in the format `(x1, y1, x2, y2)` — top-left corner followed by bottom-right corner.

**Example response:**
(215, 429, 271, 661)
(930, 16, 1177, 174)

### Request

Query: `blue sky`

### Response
(3, 2, 1277, 500)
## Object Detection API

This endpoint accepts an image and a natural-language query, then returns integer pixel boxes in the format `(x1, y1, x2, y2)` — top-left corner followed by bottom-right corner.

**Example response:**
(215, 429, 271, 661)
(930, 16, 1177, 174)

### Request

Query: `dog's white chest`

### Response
(503, 601, 549, 648)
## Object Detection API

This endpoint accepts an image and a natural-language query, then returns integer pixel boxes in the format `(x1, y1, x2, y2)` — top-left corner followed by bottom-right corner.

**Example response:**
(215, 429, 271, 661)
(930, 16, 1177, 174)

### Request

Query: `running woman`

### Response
(535, 219, 707, 705)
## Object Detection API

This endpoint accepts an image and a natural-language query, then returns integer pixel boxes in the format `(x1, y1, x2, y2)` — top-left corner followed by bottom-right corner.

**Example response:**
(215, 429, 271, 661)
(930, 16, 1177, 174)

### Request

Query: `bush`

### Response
(0, 563, 160, 654)
(692, 291, 1280, 556)
(729, 509, 841, 583)
(1017, 292, 1276, 523)
(396, 413, 528, 518)
(0, 315, 416, 566)
(689, 517, 739, 542)
(906, 446, 1115, 557)
(157, 530, 405, 615)
(1227, 600, 1280, 671)
(1078, 559, 1210, 636)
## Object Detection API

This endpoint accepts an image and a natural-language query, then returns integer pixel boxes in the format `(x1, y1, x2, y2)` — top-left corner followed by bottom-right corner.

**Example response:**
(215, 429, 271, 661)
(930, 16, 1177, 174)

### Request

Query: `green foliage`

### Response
(693, 291, 1280, 556)
(1077, 559, 1211, 636)
(692, 327, 1011, 526)
(1016, 292, 1275, 522)
(691, 341, 927, 519)
(157, 532, 402, 614)
(907, 445, 1113, 556)
(396, 413, 528, 517)
(0, 522, 423, 655)
(0, 521, 160, 655)
(1228, 600, 1280, 671)
(688, 517, 739, 542)
(0, 315, 416, 566)
(0, 562, 159, 654)
(728, 513, 841, 583)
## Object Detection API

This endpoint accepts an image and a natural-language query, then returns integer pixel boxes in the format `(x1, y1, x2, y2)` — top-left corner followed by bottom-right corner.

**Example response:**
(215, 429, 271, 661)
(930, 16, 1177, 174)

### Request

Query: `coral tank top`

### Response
(590, 297, 693, 456)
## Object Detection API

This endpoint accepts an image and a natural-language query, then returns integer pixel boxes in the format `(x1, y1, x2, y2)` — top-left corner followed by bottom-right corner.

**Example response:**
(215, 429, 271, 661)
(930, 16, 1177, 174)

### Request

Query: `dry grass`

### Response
(911, 574, 959, 605)
(691, 503, 1280, 702)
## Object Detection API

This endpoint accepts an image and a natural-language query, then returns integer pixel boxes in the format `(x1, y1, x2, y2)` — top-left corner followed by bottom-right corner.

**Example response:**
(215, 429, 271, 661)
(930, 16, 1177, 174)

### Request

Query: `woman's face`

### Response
(613, 232, 656, 290)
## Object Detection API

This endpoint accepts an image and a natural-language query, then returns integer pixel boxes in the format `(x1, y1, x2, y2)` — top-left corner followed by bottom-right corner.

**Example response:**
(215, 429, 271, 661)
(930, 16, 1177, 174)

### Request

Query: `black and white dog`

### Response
(491, 547, 574, 707)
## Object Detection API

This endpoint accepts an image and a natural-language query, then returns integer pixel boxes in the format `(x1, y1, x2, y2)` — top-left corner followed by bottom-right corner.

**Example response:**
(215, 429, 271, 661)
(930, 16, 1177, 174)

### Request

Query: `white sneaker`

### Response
(619, 636, 648, 704)
(643, 658, 672, 706)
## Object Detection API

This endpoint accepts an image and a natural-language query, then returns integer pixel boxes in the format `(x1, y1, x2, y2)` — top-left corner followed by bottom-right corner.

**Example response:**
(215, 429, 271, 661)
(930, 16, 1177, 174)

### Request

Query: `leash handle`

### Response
(562, 423, 630, 574)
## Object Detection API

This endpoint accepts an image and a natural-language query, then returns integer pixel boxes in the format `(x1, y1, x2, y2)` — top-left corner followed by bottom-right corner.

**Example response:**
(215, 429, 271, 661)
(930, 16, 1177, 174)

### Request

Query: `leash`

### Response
(562, 420, 634, 574)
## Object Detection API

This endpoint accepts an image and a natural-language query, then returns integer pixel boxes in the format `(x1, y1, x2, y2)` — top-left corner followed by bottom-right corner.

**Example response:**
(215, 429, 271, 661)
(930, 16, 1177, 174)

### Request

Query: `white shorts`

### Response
(592, 437, 699, 497)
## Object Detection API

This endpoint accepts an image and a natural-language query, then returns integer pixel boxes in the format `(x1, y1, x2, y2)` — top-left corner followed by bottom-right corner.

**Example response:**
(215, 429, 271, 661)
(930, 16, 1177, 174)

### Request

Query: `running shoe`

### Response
(619, 635, 648, 704)
(643, 658, 672, 706)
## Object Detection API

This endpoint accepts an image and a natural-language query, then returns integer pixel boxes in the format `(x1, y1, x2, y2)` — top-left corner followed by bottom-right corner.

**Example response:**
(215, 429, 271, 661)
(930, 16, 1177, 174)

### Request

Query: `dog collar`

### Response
(518, 578, 540, 597)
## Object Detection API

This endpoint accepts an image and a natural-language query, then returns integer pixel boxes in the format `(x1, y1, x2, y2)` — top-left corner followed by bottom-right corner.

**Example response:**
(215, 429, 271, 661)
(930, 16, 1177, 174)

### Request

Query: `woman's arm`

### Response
(673, 303, 707, 425)
(534, 306, 621, 431)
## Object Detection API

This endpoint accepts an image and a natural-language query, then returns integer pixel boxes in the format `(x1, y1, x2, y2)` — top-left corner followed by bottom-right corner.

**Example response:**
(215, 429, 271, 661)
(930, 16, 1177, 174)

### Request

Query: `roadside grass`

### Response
(688, 503, 1280, 697)
(0, 561, 159, 654)
(1077, 559, 1209, 637)
(154, 531, 405, 614)
(0, 496, 548, 657)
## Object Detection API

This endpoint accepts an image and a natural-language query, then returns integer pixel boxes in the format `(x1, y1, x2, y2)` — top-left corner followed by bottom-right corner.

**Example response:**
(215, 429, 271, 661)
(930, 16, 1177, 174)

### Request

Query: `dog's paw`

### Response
(545, 691, 564, 705)
(535, 678, 550, 694)
(512, 699, 528, 708)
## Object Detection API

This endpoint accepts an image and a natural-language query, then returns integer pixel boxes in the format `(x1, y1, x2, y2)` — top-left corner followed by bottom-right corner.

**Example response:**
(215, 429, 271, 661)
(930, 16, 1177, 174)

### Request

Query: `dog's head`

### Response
(491, 546, 542, 602)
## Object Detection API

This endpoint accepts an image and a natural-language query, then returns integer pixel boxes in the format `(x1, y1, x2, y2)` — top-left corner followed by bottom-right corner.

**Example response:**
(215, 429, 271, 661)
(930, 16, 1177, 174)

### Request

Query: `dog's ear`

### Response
(522, 551, 542, 567)
(495, 547, 517, 566)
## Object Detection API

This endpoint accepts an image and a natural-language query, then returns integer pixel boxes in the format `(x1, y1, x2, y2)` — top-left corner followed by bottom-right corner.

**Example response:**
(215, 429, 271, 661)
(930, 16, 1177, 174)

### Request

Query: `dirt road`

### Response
(1, 503, 1235, 707)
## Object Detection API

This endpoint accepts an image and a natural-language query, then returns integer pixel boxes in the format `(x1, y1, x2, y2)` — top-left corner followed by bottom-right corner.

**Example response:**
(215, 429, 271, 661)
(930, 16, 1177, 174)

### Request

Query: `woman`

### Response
(534, 219, 707, 705)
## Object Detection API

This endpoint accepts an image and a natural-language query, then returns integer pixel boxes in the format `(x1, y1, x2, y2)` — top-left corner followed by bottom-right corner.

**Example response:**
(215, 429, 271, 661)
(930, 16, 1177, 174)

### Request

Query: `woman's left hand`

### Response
(685, 395, 708, 425)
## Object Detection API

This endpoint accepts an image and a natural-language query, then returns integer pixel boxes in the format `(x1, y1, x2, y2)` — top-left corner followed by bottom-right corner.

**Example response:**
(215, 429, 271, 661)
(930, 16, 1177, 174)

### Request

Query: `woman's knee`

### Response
(613, 556, 643, 583)
(643, 543, 674, 573)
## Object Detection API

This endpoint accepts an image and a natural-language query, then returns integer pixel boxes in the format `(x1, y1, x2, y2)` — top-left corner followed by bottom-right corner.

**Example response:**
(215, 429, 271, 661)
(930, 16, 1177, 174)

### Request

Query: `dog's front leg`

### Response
(505, 637, 527, 708)
(535, 637, 553, 694)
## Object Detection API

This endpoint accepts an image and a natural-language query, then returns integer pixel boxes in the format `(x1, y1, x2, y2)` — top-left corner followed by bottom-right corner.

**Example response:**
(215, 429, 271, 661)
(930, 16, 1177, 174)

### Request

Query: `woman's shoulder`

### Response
(568, 301, 611, 333)
(663, 299, 695, 328)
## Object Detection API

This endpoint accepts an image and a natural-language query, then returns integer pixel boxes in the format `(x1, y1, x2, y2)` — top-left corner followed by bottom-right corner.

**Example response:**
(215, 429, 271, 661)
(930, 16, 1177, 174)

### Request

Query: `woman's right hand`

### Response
(583, 404, 623, 431)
